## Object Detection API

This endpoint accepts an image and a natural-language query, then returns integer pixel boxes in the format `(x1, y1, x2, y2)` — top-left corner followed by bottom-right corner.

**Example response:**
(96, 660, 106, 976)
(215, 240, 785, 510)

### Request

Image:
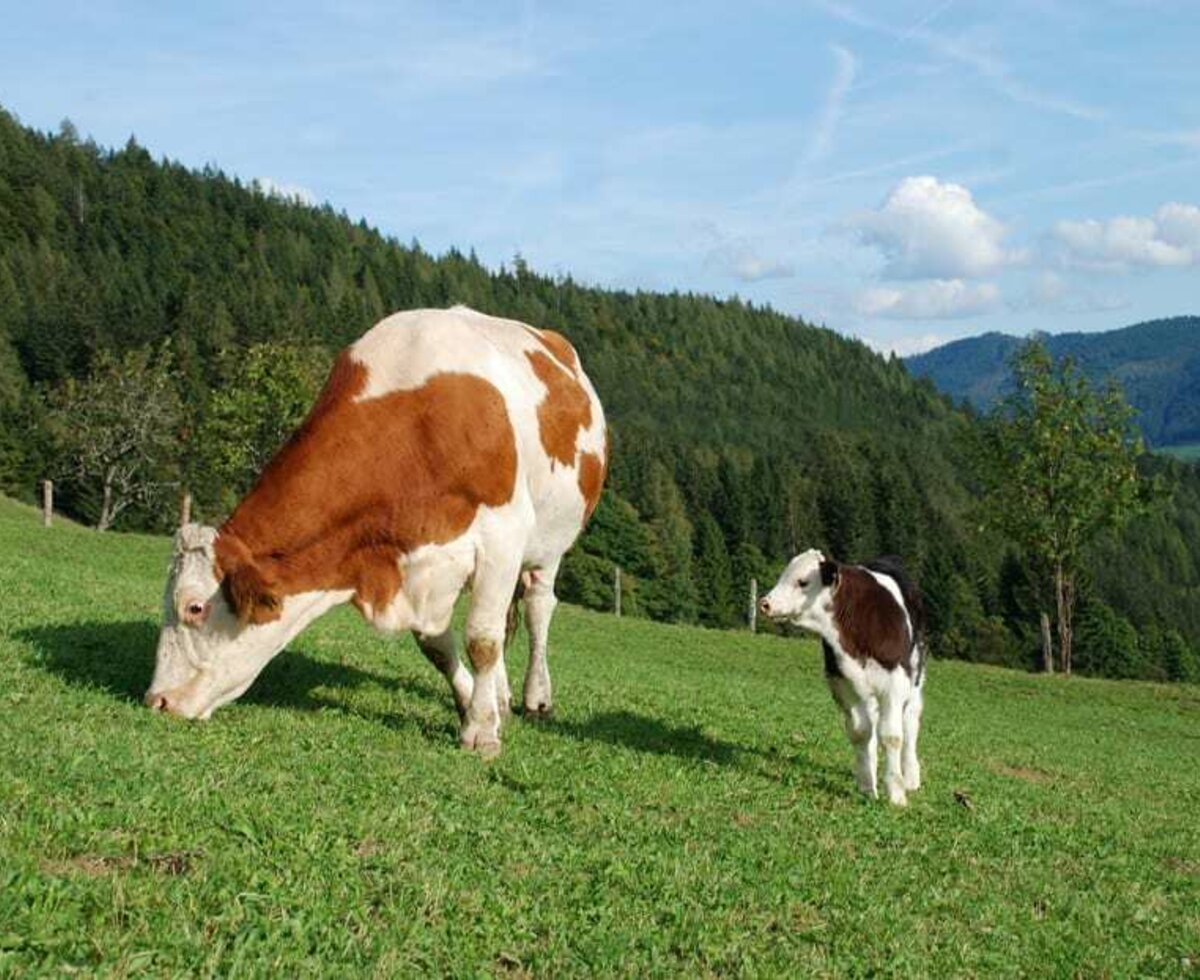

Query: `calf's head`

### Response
(759, 548, 839, 629)
(146, 524, 326, 720)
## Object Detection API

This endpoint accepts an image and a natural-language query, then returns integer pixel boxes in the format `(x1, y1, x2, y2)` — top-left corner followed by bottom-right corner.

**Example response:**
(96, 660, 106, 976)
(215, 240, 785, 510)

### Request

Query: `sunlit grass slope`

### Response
(0, 496, 1197, 976)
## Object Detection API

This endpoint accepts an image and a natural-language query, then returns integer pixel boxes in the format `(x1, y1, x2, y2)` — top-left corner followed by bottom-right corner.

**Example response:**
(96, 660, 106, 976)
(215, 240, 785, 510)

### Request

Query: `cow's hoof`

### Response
(460, 726, 502, 759)
(523, 702, 554, 720)
(887, 786, 908, 807)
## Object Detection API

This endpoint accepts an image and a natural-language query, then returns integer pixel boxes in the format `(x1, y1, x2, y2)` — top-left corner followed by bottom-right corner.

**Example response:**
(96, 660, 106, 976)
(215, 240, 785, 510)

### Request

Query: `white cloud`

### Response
(865, 332, 949, 356)
(805, 44, 858, 164)
(856, 279, 1001, 319)
(813, 1, 1105, 121)
(847, 176, 1023, 279)
(704, 240, 795, 282)
(1010, 271, 1128, 314)
(1053, 202, 1200, 270)
(253, 177, 317, 206)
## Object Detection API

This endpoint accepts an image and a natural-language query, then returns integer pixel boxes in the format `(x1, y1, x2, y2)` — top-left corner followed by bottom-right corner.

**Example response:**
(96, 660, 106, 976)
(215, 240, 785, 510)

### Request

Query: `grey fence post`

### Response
(42, 480, 53, 528)
(614, 566, 622, 618)
(749, 577, 758, 633)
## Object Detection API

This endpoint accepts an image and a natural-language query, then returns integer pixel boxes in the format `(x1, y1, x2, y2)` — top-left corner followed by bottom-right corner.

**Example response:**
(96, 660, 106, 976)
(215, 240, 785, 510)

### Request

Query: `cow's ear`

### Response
(221, 565, 282, 625)
(214, 535, 283, 625)
(819, 560, 839, 588)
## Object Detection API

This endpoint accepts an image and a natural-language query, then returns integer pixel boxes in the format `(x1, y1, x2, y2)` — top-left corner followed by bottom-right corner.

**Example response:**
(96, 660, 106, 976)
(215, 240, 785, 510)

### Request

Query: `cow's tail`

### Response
(504, 572, 529, 650)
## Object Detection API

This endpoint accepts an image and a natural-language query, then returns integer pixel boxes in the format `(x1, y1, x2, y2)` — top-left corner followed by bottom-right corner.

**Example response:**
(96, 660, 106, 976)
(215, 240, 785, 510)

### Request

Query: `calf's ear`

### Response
(819, 560, 839, 587)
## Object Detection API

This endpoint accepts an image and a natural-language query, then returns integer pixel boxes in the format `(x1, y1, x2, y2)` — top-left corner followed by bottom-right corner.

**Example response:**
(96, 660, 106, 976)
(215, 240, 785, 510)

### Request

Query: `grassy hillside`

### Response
(906, 317, 1200, 448)
(1, 497, 1197, 976)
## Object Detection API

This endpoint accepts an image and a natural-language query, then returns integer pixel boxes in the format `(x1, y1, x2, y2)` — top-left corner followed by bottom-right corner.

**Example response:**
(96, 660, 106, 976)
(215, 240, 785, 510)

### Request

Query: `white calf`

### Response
(760, 549, 927, 806)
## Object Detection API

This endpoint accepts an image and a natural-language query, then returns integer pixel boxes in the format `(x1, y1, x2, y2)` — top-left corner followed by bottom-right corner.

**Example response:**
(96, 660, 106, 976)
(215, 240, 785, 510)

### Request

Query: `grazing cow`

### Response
(759, 550, 927, 805)
(146, 306, 607, 757)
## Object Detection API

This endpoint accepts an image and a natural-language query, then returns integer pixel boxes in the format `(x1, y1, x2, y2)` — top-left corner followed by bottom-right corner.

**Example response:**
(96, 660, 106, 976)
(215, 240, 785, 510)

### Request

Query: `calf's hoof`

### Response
(523, 701, 555, 720)
(887, 785, 908, 807)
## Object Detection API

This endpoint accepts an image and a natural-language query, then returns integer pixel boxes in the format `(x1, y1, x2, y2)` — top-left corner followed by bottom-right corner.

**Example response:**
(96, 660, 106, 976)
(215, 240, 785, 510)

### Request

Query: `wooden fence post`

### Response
(42, 480, 53, 528)
(614, 566, 622, 618)
(179, 490, 192, 527)
(749, 577, 758, 633)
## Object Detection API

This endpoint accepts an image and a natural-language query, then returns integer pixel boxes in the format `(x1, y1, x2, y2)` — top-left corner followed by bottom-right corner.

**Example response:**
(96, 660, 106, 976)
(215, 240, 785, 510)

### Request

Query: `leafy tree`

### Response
(191, 343, 331, 516)
(694, 513, 735, 628)
(976, 341, 1145, 674)
(44, 345, 182, 530)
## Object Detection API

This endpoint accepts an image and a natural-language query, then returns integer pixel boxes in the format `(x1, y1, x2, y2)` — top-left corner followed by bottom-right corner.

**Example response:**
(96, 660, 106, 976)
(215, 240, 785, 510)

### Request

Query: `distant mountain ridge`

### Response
(905, 317, 1200, 447)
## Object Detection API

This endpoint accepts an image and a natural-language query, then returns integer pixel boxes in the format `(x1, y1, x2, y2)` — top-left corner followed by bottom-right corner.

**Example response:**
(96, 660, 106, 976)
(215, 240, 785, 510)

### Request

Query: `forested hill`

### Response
(2, 105, 1199, 683)
(906, 317, 1200, 448)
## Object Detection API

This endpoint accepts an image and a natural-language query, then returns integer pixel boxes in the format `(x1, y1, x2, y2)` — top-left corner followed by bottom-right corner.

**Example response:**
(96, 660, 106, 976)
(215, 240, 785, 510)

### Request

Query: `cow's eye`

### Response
(796, 578, 807, 587)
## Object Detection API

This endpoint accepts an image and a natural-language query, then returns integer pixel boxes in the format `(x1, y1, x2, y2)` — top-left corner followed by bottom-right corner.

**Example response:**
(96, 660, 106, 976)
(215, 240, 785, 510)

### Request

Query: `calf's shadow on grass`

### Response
(16, 620, 453, 732)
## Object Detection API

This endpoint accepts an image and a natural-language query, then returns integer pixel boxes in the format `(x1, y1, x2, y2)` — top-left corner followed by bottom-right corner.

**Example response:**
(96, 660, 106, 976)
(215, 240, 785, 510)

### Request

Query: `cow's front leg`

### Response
(413, 629, 473, 719)
(462, 632, 505, 757)
(460, 552, 523, 758)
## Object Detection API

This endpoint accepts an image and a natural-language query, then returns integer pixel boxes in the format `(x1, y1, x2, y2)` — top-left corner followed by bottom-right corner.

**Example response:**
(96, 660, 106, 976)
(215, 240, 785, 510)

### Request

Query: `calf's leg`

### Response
(902, 678, 924, 792)
(878, 673, 912, 806)
(830, 678, 877, 797)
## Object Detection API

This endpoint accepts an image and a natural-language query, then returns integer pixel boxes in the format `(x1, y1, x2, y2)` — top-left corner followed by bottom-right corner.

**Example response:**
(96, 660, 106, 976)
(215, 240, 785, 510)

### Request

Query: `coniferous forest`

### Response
(2, 106, 1199, 682)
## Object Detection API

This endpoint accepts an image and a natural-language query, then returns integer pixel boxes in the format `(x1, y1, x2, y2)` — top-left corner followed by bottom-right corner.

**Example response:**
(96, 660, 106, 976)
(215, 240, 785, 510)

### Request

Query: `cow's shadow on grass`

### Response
(543, 709, 852, 798)
(15, 620, 450, 723)
(546, 710, 742, 765)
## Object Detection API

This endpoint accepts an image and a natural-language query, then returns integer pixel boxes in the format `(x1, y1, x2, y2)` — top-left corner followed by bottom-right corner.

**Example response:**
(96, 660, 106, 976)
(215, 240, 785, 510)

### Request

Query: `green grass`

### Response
(1157, 442, 1200, 462)
(1, 496, 1198, 977)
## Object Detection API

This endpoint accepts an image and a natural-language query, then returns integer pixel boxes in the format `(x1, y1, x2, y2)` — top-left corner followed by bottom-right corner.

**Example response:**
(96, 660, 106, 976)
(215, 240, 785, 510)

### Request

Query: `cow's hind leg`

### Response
(522, 560, 560, 718)
(460, 552, 523, 758)
(413, 628, 473, 720)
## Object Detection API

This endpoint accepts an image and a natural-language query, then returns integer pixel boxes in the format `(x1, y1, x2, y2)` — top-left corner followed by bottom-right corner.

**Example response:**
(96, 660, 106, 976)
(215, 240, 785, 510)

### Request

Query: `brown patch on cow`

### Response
(525, 349, 592, 468)
(467, 636, 501, 672)
(522, 324, 579, 372)
(577, 450, 606, 524)
(830, 565, 911, 672)
(215, 353, 519, 624)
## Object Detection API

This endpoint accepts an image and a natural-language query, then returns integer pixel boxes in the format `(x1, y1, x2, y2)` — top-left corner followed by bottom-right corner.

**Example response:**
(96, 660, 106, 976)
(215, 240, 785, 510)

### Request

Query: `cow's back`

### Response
(347, 307, 606, 563)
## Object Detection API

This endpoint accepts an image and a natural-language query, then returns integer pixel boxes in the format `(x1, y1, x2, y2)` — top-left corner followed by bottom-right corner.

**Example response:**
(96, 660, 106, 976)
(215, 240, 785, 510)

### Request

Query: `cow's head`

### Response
(145, 524, 334, 719)
(759, 548, 838, 630)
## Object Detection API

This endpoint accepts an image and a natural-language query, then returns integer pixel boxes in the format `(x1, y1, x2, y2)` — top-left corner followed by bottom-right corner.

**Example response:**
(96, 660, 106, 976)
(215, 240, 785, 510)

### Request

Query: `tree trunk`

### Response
(97, 470, 116, 532)
(1054, 561, 1074, 676)
(1040, 611, 1054, 674)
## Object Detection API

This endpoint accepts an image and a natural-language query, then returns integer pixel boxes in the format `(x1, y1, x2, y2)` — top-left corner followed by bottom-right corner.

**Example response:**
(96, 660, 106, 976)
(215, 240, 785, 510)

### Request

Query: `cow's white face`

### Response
(146, 525, 301, 720)
(759, 548, 835, 630)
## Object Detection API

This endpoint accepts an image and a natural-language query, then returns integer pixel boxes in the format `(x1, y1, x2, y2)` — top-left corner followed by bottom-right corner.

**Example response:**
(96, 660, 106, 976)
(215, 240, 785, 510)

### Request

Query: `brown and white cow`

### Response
(759, 550, 927, 805)
(147, 306, 607, 757)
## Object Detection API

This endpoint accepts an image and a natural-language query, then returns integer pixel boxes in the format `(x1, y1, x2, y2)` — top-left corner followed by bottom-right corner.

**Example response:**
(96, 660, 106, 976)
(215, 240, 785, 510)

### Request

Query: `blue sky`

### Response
(2, 1, 1199, 354)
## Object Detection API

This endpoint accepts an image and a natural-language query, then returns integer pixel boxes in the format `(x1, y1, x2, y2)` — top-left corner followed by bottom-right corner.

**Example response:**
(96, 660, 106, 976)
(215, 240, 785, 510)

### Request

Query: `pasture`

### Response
(0, 495, 1197, 977)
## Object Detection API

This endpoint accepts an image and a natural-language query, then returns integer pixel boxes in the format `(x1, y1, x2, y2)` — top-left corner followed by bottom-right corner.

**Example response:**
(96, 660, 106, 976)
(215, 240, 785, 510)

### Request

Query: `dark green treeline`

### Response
(1, 107, 1197, 682)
